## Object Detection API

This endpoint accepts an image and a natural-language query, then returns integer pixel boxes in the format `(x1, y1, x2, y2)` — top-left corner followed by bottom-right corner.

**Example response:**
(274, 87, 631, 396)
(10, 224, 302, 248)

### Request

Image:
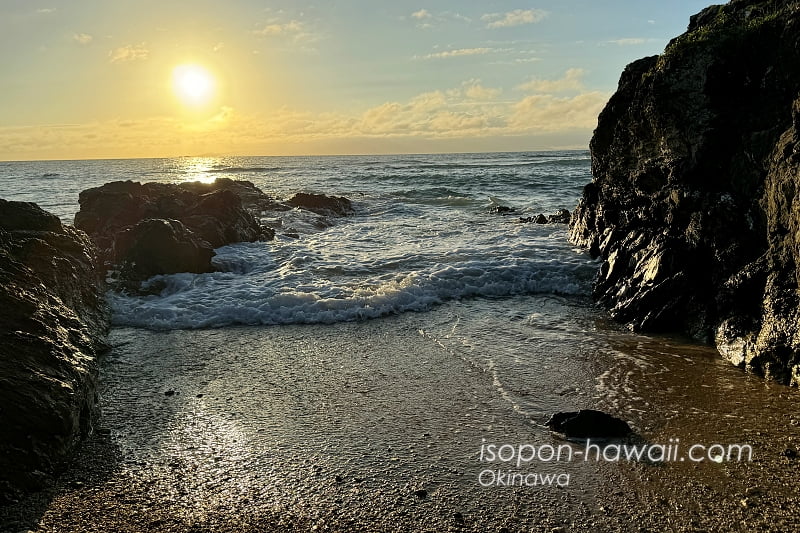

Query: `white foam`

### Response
(110, 245, 596, 329)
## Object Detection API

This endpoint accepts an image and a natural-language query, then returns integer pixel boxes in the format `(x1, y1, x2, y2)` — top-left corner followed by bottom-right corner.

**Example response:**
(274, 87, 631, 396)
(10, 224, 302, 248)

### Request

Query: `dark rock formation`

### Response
(569, 0, 800, 384)
(0, 199, 109, 502)
(548, 209, 571, 224)
(518, 210, 571, 224)
(74, 179, 272, 282)
(287, 192, 354, 217)
(490, 205, 516, 215)
(113, 219, 215, 281)
(546, 410, 632, 439)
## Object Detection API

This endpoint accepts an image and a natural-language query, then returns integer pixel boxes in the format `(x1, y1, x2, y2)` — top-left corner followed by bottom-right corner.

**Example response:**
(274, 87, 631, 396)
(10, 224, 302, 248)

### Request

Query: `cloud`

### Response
(73, 33, 93, 45)
(517, 68, 586, 93)
(409, 10, 471, 28)
(605, 38, 647, 46)
(482, 9, 547, 29)
(109, 43, 149, 63)
(36, 8, 56, 14)
(253, 18, 320, 48)
(0, 77, 609, 159)
(255, 20, 304, 36)
(416, 47, 495, 60)
(508, 91, 608, 131)
(213, 42, 224, 52)
(463, 80, 502, 101)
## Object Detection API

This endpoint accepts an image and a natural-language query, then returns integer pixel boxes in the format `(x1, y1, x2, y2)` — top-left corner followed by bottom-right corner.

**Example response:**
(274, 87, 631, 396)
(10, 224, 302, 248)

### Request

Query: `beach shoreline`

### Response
(3, 299, 799, 532)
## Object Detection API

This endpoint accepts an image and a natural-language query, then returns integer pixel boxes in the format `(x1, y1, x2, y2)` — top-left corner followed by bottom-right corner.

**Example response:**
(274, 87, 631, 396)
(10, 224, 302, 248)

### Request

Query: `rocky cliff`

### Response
(570, 0, 800, 384)
(0, 200, 109, 502)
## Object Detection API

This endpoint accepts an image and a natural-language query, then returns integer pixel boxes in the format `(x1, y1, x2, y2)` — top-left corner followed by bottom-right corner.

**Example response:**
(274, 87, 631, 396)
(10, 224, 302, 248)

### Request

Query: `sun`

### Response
(172, 64, 216, 106)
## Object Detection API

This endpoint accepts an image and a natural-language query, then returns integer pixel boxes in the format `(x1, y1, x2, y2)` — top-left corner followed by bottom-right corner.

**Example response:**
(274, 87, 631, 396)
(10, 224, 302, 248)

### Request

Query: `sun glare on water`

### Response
(172, 64, 216, 106)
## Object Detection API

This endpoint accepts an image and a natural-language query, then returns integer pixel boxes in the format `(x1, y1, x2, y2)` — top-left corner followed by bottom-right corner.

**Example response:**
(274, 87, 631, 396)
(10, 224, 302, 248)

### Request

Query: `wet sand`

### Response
(2, 302, 800, 532)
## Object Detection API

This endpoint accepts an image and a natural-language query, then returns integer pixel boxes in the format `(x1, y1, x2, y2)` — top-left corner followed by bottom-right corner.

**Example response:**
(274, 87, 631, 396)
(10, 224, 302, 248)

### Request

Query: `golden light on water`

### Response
(172, 64, 216, 107)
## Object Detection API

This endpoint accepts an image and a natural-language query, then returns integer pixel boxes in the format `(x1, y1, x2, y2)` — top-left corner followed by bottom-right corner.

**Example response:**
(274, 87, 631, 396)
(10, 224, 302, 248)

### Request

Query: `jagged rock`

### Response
(178, 177, 287, 213)
(287, 192, 353, 217)
(548, 209, 571, 224)
(75, 179, 270, 281)
(0, 199, 109, 502)
(546, 410, 632, 439)
(569, 0, 800, 384)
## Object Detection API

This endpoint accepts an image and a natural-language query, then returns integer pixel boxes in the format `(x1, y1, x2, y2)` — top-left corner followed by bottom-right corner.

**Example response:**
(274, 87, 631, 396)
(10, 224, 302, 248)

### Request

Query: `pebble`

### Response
(745, 486, 763, 497)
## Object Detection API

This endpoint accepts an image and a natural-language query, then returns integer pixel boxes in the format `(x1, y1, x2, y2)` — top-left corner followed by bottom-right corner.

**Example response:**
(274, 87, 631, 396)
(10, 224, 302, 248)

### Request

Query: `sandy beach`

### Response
(2, 296, 799, 532)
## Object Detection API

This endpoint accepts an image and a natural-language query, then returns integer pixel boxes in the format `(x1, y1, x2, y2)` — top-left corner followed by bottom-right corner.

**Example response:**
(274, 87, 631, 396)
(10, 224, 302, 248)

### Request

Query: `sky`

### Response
(0, 0, 713, 160)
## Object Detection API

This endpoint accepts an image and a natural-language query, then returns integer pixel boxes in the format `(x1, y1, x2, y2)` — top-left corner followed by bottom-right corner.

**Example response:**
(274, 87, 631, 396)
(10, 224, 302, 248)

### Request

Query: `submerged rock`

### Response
(569, 0, 800, 384)
(546, 410, 632, 439)
(0, 199, 109, 502)
(287, 192, 354, 217)
(490, 205, 516, 215)
(519, 210, 571, 224)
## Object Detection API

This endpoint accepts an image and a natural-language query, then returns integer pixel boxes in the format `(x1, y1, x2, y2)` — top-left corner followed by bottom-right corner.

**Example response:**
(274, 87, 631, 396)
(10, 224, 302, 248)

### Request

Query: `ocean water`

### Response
(5, 151, 795, 429)
(0, 152, 597, 329)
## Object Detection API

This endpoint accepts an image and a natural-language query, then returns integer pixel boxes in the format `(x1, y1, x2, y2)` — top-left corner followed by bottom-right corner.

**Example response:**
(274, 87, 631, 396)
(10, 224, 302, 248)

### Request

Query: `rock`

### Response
(0, 199, 109, 502)
(569, 0, 800, 383)
(546, 409, 632, 439)
(413, 489, 428, 499)
(548, 209, 571, 224)
(519, 210, 571, 224)
(490, 205, 516, 215)
(74, 179, 270, 283)
(781, 448, 797, 459)
(287, 192, 353, 216)
(179, 177, 286, 213)
(114, 218, 215, 282)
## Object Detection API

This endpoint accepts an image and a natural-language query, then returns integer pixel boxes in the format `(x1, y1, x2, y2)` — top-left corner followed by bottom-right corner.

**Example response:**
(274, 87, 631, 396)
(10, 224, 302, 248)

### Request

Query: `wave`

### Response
(388, 188, 477, 207)
(109, 258, 596, 330)
(207, 166, 281, 174)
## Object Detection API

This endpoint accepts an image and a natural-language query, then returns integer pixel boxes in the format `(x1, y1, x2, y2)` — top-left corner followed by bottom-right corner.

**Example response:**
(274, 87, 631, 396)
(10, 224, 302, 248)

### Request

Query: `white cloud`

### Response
(73, 33, 93, 45)
(463, 80, 502, 101)
(606, 38, 647, 46)
(517, 68, 586, 93)
(253, 18, 320, 48)
(36, 8, 56, 14)
(409, 10, 471, 28)
(416, 47, 495, 60)
(256, 20, 304, 36)
(108, 43, 149, 63)
(483, 9, 547, 29)
(508, 91, 608, 131)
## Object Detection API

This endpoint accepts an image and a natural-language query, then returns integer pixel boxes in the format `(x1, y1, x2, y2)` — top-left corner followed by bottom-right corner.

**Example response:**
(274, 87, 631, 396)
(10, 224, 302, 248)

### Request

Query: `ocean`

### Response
(4, 152, 800, 530)
(0, 152, 597, 329)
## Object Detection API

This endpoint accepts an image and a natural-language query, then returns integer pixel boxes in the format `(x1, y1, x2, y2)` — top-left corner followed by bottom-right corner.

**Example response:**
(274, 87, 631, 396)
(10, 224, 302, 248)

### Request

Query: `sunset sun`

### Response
(172, 64, 215, 106)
